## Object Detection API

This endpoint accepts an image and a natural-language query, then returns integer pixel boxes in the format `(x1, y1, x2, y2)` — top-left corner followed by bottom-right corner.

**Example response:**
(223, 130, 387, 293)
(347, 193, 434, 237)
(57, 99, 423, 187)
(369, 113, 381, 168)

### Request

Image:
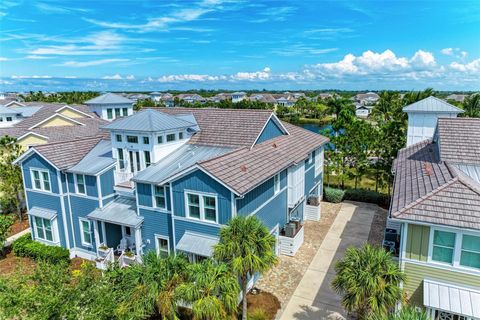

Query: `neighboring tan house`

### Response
(14, 108, 328, 274)
(446, 94, 468, 103)
(387, 97, 480, 319)
(249, 93, 277, 105)
(353, 92, 380, 106)
(85, 93, 134, 121)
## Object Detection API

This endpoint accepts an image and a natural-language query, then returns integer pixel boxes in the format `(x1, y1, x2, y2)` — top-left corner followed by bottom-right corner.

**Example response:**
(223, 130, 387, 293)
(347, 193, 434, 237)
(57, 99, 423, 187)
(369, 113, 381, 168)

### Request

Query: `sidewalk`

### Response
(4, 228, 31, 248)
(279, 201, 376, 320)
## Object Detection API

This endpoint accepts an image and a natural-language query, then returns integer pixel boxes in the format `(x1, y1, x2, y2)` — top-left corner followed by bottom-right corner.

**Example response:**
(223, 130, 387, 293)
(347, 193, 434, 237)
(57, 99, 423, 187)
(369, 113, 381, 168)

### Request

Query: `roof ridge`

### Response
(33, 135, 103, 148)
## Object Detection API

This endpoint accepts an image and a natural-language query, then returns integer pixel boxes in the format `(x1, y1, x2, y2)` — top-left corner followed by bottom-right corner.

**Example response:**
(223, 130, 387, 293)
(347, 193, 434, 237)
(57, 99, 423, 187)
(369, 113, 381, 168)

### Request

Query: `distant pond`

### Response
(298, 123, 332, 135)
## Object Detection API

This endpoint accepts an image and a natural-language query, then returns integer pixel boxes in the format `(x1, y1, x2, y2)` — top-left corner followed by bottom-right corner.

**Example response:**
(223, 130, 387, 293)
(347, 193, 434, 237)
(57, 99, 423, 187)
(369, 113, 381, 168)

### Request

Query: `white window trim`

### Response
(155, 234, 170, 257)
(166, 133, 177, 143)
(427, 227, 480, 272)
(74, 173, 86, 195)
(315, 148, 323, 176)
(30, 168, 52, 193)
(33, 215, 58, 245)
(79, 218, 93, 247)
(152, 184, 167, 210)
(184, 190, 219, 224)
(308, 152, 313, 164)
(273, 173, 280, 194)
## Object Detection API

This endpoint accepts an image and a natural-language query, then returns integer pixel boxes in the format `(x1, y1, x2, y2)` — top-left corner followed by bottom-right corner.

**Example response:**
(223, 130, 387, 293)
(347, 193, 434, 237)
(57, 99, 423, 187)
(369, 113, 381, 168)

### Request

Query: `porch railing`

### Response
(118, 252, 141, 268)
(95, 243, 115, 270)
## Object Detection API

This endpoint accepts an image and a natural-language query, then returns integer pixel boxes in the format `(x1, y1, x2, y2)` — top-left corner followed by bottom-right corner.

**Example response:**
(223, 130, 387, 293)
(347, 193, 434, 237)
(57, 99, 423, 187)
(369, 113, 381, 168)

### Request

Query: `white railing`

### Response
(95, 244, 115, 270)
(115, 170, 134, 185)
(118, 252, 140, 268)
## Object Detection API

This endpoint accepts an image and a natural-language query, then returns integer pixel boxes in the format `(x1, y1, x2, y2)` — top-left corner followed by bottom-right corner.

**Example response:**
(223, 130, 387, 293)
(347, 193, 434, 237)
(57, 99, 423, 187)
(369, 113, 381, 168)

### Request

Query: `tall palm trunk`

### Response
(242, 276, 248, 320)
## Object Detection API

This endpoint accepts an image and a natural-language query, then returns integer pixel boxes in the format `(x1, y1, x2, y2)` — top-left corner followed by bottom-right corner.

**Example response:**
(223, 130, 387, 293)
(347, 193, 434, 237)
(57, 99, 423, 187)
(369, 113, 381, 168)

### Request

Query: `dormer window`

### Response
(122, 108, 128, 116)
(143, 136, 149, 144)
(166, 133, 176, 142)
(116, 134, 122, 142)
(115, 108, 121, 118)
(127, 135, 138, 143)
(107, 109, 113, 119)
(179, 132, 184, 140)
(158, 136, 163, 144)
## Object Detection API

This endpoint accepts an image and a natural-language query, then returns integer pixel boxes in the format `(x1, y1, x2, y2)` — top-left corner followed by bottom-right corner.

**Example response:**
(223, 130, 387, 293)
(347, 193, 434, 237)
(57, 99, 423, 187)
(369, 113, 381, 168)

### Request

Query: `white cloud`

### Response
(60, 58, 129, 67)
(11, 75, 52, 79)
(125, 75, 135, 80)
(441, 48, 454, 55)
(450, 58, 480, 73)
(230, 67, 271, 81)
(25, 55, 54, 60)
(102, 74, 123, 80)
(0, 56, 8, 61)
(410, 50, 436, 68)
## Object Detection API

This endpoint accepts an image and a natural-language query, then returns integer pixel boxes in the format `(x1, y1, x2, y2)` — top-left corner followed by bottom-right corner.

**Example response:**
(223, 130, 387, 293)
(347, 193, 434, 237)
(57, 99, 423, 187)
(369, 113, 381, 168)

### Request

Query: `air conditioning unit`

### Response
(285, 223, 296, 237)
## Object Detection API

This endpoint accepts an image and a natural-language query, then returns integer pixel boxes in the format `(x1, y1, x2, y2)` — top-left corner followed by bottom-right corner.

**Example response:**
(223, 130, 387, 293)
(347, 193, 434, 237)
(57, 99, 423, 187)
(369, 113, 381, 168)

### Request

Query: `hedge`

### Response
(323, 187, 390, 207)
(12, 234, 70, 264)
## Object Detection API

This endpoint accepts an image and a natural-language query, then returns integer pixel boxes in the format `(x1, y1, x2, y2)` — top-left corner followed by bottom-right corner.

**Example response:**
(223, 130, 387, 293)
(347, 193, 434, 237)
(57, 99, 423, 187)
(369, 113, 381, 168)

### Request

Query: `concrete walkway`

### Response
(4, 228, 31, 248)
(279, 202, 376, 320)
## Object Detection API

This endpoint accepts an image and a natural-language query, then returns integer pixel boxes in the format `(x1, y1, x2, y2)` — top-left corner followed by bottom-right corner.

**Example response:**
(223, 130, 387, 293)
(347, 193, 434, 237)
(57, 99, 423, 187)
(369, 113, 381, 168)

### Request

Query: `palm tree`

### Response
(112, 251, 189, 319)
(402, 88, 435, 105)
(326, 96, 355, 119)
(177, 260, 240, 320)
(461, 93, 480, 117)
(368, 306, 428, 320)
(372, 91, 403, 122)
(213, 216, 277, 320)
(331, 244, 405, 319)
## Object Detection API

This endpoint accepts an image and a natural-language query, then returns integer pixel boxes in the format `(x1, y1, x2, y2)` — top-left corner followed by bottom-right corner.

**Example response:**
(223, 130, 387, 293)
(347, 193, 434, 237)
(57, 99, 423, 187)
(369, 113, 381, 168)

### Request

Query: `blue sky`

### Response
(0, 0, 479, 91)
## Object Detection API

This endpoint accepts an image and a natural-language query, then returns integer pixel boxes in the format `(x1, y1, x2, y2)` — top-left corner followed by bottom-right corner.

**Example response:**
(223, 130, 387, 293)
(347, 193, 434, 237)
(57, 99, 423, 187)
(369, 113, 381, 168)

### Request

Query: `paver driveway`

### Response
(279, 201, 377, 320)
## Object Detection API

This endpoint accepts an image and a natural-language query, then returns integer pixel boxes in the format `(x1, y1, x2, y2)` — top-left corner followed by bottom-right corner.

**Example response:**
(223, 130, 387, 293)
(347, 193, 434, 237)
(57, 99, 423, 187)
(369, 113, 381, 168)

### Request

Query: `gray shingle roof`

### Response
(390, 139, 480, 230)
(132, 144, 231, 184)
(159, 107, 275, 148)
(87, 197, 143, 228)
(403, 96, 464, 113)
(68, 140, 115, 175)
(199, 121, 329, 195)
(85, 93, 133, 105)
(437, 118, 480, 165)
(101, 109, 195, 132)
(33, 137, 105, 170)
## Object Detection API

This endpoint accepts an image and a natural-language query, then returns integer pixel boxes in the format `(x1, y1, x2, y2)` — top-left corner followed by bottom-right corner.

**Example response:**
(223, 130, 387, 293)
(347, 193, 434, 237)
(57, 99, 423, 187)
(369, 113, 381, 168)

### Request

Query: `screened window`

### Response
(80, 219, 92, 246)
(107, 109, 113, 119)
(6, 117, 12, 122)
(144, 151, 151, 167)
(75, 174, 86, 195)
(187, 193, 201, 219)
(186, 193, 217, 223)
(460, 235, 480, 269)
(154, 185, 166, 209)
(203, 196, 216, 222)
(122, 108, 128, 116)
(179, 132, 184, 139)
(143, 136, 149, 144)
(118, 148, 125, 170)
(116, 134, 122, 142)
(274, 173, 280, 194)
(432, 230, 456, 264)
(166, 133, 176, 142)
(157, 136, 163, 144)
(115, 108, 121, 117)
(31, 169, 51, 192)
(157, 237, 169, 258)
(127, 135, 138, 143)
(35, 217, 53, 242)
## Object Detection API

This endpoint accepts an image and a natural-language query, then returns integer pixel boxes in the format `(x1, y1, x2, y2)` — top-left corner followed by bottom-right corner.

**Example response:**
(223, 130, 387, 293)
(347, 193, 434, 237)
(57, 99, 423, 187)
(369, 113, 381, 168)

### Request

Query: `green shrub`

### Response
(344, 188, 390, 207)
(323, 187, 345, 203)
(12, 234, 70, 264)
(248, 309, 269, 320)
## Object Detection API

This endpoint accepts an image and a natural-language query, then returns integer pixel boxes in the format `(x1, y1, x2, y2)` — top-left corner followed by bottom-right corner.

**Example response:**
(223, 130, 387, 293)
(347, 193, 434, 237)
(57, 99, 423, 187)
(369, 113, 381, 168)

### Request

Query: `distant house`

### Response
(210, 93, 231, 103)
(249, 93, 277, 105)
(231, 92, 247, 103)
(85, 93, 134, 121)
(150, 92, 162, 102)
(387, 97, 480, 318)
(445, 93, 468, 103)
(175, 94, 206, 105)
(273, 94, 297, 107)
(353, 92, 380, 106)
(161, 93, 175, 107)
(355, 105, 369, 118)
(316, 93, 334, 100)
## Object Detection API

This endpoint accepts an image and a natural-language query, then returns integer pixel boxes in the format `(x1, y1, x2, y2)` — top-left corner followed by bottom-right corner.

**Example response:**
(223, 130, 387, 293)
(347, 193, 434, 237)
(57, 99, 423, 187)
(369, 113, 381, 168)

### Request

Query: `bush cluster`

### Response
(323, 187, 390, 207)
(12, 234, 70, 264)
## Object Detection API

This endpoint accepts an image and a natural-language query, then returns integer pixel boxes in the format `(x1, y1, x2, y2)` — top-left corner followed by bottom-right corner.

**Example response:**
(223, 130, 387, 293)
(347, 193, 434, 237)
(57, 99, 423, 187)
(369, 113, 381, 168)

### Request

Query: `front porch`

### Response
(87, 197, 144, 269)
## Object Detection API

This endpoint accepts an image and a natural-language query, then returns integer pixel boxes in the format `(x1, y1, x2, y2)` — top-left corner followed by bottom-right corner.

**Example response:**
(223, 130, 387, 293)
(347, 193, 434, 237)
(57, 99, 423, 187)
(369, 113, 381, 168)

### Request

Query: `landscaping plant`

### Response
(12, 234, 70, 264)
(0, 214, 14, 256)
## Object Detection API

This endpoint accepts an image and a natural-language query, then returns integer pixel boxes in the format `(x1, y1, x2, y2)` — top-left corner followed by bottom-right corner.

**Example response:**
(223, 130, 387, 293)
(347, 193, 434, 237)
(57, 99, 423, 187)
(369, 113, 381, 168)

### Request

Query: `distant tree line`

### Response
(19, 91, 99, 105)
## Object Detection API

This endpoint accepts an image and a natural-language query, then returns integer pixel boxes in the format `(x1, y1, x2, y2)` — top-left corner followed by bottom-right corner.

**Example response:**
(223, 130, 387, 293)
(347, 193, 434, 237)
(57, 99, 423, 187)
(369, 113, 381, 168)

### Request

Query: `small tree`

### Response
(332, 244, 405, 319)
(0, 136, 25, 220)
(213, 216, 277, 320)
(0, 214, 14, 256)
(177, 260, 240, 320)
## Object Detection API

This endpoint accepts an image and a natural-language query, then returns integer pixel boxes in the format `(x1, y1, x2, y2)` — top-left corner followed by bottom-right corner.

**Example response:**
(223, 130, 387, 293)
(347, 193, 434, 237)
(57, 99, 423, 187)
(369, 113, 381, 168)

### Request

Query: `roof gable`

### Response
(254, 114, 288, 146)
(85, 93, 133, 105)
(29, 113, 85, 129)
(403, 96, 464, 113)
(55, 105, 93, 119)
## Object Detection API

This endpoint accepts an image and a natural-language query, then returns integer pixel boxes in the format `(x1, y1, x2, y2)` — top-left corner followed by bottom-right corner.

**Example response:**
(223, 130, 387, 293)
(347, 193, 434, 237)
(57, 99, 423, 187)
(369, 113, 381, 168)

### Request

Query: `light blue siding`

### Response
(256, 118, 285, 144)
(254, 189, 288, 230)
(139, 208, 173, 252)
(172, 170, 231, 224)
(85, 175, 98, 197)
(100, 169, 115, 197)
(22, 153, 59, 194)
(137, 183, 152, 207)
(174, 218, 221, 246)
(69, 195, 99, 252)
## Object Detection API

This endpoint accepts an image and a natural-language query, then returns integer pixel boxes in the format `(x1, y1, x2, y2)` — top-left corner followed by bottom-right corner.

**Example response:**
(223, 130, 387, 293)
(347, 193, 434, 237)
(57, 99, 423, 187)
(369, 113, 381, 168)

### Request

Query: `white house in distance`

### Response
(85, 93, 134, 121)
(231, 92, 247, 103)
(403, 96, 464, 147)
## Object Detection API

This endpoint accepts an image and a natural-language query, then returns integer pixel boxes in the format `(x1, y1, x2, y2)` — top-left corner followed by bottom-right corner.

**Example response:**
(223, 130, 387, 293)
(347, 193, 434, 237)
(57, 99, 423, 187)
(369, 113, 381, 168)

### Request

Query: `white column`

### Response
(134, 227, 142, 256)
(93, 221, 100, 251)
(101, 221, 107, 244)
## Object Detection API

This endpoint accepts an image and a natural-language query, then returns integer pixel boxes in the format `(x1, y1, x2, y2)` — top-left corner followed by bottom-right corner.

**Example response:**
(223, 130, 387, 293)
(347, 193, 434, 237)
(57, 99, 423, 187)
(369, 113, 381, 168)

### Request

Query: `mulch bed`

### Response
(7, 214, 30, 237)
(247, 290, 281, 320)
(0, 251, 36, 277)
(367, 205, 388, 246)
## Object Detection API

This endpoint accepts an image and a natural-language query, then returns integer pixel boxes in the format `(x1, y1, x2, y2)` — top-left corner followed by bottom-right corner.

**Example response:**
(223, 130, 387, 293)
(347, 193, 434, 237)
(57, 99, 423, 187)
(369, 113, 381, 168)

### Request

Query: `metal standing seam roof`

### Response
(0, 106, 22, 115)
(402, 96, 464, 113)
(132, 144, 232, 184)
(101, 109, 195, 132)
(68, 140, 115, 175)
(437, 117, 480, 165)
(85, 93, 134, 105)
(28, 207, 57, 220)
(87, 197, 143, 228)
(423, 279, 480, 318)
(176, 231, 219, 257)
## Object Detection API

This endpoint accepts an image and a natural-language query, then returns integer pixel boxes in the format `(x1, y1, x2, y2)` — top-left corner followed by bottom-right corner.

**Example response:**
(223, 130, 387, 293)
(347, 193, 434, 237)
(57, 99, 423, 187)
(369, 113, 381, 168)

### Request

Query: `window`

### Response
(186, 192, 217, 223)
(107, 109, 113, 119)
(127, 135, 138, 143)
(274, 173, 280, 194)
(308, 152, 313, 164)
(460, 235, 480, 269)
(143, 136, 149, 144)
(116, 134, 122, 142)
(75, 174, 86, 195)
(122, 108, 128, 116)
(136, 151, 141, 172)
(80, 219, 92, 246)
(166, 133, 176, 142)
(154, 185, 166, 209)
(31, 169, 51, 192)
(179, 132, 184, 139)
(35, 217, 53, 242)
(157, 136, 163, 144)
(156, 237, 169, 258)
(0, 117, 3, 122)
(315, 148, 323, 176)
(6, 117, 12, 122)
(432, 230, 456, 264)
(144, 151, 151, 167)
(118, 148, 125, 170)
(115, 108, 121, 117)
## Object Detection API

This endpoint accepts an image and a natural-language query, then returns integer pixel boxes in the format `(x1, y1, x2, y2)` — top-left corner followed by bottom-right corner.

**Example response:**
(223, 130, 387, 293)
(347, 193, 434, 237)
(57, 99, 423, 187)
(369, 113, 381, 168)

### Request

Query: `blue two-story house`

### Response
(14, 107, 328, 267)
